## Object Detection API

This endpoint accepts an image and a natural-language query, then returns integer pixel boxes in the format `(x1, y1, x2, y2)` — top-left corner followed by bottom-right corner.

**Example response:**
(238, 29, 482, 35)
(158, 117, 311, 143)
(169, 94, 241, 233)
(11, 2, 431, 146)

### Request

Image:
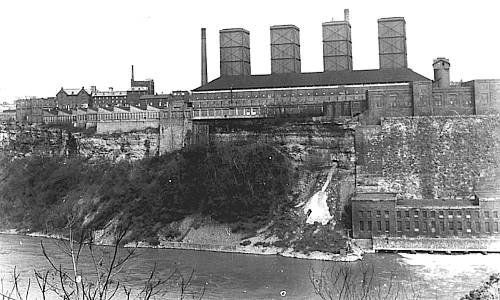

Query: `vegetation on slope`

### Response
(0, 142, 294, 245)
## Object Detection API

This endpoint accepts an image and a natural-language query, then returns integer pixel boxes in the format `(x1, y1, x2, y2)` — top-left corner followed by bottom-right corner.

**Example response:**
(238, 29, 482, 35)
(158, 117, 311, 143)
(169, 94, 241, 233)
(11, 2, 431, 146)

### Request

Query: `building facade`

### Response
(352, 192, 500, 240)
(55, 87, 91, 109)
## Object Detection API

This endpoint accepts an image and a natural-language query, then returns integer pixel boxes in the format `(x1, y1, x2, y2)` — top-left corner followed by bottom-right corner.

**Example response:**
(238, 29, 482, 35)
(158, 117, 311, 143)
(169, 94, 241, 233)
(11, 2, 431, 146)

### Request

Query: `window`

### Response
(494, 211, 498, 218)
(457, 211, 462, 218)
(377, 221, 382, 231)
(431, 221, 436, 229)
(368, 221, 372, 231)
(414, 221, 420, 231)
(367, 211, 372, 218)
(422, 222, 428, 232)
(359, 211, 364, 218)
(397, 211, 402, 218)
(397, 221, 402, 231)
(485, 211, 490, 218)
(405, 221, 411, 231)
(434, 94, 443, 106)
(423, 211, 427, 218)
(486, 222, 491, 233)
(405, 211, 410, 218)
(440, 221, 445, 232)
(496, 222, 499, 233)
(431, 211, 436, 218)
(376, 211, 381, 218)
(439, 211, 444, 218)
(449, 222, 454, 231)
(475, 211, 480, 218)
(457, 222, 462, 231)
(476, 221, 481, 232)
(360, 221, 364, 231)
(385, 221, 390, 232)
(384, 211, 390, 218)
(414, 210, 419, 218)
(448, 211, 454, 218)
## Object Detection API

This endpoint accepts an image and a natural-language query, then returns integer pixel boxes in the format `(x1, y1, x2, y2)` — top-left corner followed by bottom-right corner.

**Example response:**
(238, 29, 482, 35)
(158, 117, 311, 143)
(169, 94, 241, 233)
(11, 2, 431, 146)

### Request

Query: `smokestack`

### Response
(219, 28, 251, 76)
(131, 65, 134, 81)
(270, 25, 301, 73)
(322, 9, 353, 72)
(201, 28, 208, 85)
(378, 17, 408, 69)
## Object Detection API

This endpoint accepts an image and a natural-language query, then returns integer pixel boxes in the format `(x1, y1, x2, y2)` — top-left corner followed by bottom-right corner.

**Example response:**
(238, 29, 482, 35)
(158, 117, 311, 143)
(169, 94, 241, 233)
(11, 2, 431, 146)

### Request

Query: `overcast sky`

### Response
(1, 0, 499, 101)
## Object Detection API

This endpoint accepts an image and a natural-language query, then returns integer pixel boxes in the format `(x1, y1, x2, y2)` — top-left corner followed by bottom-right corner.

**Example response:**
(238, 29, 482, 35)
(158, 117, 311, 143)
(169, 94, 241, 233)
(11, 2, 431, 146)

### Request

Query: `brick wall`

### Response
(356, 115, 500, 199)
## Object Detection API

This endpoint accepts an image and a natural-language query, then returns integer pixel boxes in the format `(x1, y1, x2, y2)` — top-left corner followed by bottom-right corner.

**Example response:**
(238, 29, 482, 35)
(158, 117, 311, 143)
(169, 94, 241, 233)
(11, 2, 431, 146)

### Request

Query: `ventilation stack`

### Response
(433, 57, 450, 88)
(201, 28, 208, 85)
(270, 25, 301, 74)
(378, 17, 408, 69)
(322, 9, 353, 71)
(219, 28, 251, 76)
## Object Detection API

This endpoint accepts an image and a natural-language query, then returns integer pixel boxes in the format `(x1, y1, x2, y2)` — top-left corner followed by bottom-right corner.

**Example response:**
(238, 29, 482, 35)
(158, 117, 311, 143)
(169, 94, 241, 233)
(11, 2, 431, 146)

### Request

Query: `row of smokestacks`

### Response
(200, 9, 410, 81)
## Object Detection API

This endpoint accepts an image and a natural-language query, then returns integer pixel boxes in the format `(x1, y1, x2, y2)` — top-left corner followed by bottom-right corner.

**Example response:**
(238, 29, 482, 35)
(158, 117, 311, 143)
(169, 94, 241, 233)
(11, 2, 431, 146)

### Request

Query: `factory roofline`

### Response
(193, 68, 430, 92)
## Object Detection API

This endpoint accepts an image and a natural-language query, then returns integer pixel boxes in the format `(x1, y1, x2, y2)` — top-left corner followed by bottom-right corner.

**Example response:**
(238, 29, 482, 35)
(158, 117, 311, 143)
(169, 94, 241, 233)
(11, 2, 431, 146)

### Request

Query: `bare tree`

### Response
(309, 262, 424, 300)
(1, 219, 205, 300)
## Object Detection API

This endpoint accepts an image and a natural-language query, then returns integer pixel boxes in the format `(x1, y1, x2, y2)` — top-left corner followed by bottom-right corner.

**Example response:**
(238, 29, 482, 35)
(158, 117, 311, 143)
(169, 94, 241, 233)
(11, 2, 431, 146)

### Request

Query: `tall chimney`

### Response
(131, 65, 135, 81)
(219, 28, 251, 76)
(322, 9, 353, 71)
(378, 17, 408, 69)
(270, 25, 301, 73)
(201, 28, 208, 85)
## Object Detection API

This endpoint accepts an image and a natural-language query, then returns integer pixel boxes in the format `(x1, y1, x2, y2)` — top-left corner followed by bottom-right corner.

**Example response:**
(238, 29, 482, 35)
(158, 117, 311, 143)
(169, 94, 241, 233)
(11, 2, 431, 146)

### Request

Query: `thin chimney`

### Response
(131, 65, 134, 81)
(344, 9, 350, 22)
(201, 28, 208, 85)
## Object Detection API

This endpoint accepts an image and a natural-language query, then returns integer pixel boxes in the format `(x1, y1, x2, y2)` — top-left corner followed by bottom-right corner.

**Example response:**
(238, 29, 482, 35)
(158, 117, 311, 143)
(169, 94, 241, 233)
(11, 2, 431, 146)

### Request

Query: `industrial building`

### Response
(191, 10, 500, 125)
(351, 192, 500, 252)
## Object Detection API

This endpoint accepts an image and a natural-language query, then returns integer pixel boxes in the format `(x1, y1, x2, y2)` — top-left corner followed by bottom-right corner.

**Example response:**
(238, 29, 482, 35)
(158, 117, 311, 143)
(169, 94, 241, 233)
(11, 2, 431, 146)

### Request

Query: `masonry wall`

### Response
(96, 120, 160, 134)
(356, 115, 500, 199)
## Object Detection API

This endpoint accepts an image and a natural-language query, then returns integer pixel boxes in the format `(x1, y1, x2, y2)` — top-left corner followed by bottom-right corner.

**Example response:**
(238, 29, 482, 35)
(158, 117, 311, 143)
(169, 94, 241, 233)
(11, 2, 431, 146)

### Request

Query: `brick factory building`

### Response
(191, 10, 499, 125)
(351, 192, 500, 252)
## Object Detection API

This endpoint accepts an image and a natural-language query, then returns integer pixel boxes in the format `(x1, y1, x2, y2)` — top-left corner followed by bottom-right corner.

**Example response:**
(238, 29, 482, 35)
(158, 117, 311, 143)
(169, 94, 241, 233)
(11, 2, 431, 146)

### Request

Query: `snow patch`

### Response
(303, 165, 335, 225)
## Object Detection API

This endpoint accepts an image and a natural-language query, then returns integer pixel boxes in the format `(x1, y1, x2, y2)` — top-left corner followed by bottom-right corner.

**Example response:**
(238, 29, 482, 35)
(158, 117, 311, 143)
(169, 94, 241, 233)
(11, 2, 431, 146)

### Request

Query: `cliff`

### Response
(0, 120, 356, 255)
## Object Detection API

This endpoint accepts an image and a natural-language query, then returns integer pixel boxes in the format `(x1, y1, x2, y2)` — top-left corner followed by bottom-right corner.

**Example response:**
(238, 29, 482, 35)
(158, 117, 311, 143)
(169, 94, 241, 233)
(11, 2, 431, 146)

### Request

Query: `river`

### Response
(0, 234, 499, 299)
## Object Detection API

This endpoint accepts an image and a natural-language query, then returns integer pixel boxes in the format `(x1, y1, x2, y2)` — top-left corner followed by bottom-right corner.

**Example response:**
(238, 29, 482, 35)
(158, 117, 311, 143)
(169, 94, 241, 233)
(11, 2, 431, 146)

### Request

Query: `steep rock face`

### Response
(0, 124, 159, 161)
(209, 121, 356, 225)
(79, 131, 159, 161)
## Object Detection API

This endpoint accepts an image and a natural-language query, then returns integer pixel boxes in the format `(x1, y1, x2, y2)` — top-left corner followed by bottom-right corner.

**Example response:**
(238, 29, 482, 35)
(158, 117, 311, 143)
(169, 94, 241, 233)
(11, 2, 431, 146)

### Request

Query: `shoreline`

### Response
(0, 230, 363, 262)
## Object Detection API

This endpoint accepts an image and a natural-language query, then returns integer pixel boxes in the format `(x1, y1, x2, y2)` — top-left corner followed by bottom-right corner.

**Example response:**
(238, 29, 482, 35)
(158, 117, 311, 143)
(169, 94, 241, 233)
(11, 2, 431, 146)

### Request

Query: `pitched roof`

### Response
(193, 68, 430, 92)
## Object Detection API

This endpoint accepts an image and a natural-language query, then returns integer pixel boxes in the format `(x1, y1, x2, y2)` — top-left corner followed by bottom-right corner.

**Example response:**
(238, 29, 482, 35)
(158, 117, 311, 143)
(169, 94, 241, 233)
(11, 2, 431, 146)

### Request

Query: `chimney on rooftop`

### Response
(219, 28, 251, 76)
(270, 24, 301, 73)
(344, 9, 350, 22)
(131, 65, 135, 81)
(322, 9, 353, 71)
(378, 17, 408, 69)
(201, 28, 208, 85)
(109, 87, 113, 93)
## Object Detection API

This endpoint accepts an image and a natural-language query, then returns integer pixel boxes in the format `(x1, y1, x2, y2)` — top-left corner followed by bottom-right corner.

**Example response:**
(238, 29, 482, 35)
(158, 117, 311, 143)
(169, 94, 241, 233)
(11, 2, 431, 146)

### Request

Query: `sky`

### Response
(0, 0, 499, 102)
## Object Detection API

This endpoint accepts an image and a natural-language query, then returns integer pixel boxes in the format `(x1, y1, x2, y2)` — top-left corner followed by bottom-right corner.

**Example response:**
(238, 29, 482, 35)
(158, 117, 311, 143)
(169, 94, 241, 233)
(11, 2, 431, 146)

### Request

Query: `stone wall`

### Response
(373, 236, 500, 252)
(356, 115, 500, 199)
(96, 120, 159, 134)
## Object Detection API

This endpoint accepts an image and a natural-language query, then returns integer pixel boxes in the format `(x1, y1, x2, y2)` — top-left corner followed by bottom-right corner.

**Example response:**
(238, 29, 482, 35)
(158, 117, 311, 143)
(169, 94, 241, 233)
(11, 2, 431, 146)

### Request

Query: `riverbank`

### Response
(0, 229, 362, 262)
(125, 240, 362, 262)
